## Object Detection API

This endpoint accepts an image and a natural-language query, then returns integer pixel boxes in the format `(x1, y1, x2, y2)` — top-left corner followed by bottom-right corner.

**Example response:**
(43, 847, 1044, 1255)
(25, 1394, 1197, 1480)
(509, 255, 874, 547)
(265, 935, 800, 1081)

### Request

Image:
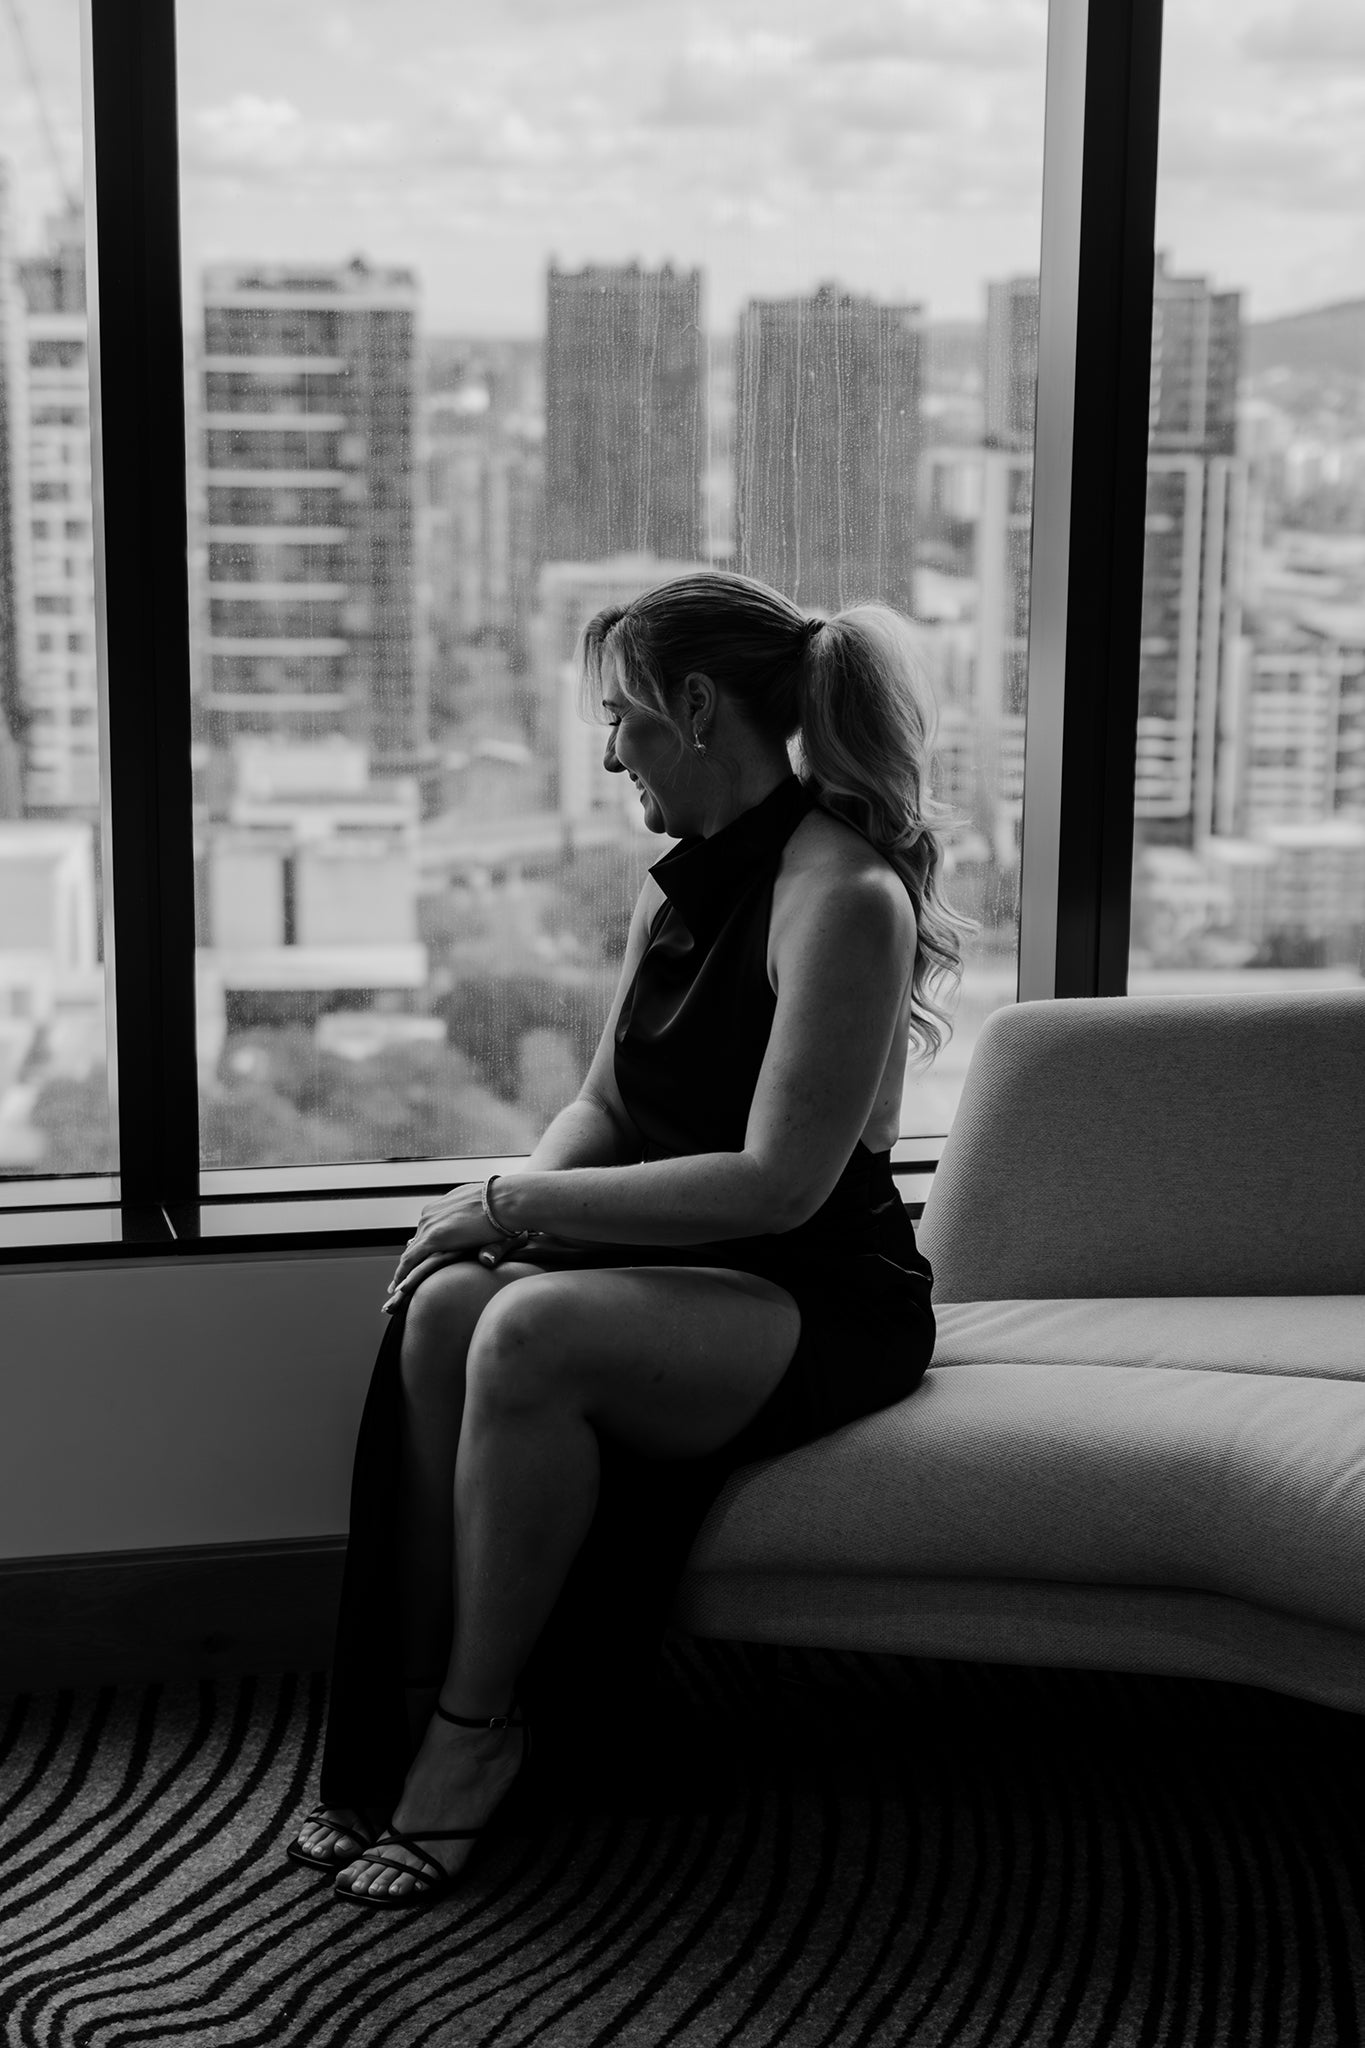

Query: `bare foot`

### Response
(294, 1806, 381, 1866)
(334, 1713, 525, 1902)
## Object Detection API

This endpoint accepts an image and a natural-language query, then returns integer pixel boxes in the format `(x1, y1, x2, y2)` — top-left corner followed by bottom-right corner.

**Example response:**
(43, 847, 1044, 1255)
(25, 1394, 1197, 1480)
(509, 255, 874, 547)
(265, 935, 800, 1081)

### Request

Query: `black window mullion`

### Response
(1018, 0, 1164, 1000)
(84, 0, 199, 1206)
(1062, 0, 1164, 995)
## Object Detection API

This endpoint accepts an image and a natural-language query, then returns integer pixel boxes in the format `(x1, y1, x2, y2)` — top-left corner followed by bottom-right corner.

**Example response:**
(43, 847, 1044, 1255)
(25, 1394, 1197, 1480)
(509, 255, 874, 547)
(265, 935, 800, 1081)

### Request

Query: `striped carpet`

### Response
(3, 1641, 1364, 2047)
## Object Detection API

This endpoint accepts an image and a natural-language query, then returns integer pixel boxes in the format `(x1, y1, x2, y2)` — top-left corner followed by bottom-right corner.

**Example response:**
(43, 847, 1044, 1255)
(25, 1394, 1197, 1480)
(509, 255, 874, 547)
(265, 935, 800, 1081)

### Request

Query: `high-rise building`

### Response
(544, 262, 704, 566)
(1135, 254, 1248, 844)
(198, 258, 423, 776)
(0, 164, 26, 816)
(16, 206, 98, 818)
(984, 277, 1039, 450)
(1136, 451, 1249, 839)
(1148, 254, 1240, 455)
(734, 284, 922, 614)
(422, 337, 545, 736)
(980, 258, 1249, 847)
(1231, 605, 1365, 832)
(920, 444, 1032, 865)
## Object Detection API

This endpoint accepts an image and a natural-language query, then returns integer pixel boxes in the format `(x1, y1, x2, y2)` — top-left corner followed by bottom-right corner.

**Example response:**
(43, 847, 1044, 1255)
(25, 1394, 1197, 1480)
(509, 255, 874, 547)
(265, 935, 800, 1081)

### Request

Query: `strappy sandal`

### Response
(333, 1701, 530, 1912)
(285, 1805, 380, 1872)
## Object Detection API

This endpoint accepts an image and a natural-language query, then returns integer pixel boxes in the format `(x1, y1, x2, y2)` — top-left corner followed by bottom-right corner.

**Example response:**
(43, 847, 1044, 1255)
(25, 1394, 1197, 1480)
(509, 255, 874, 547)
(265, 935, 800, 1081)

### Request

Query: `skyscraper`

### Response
(544, 262, 704, 566)
(423, 337, 545, 736)
(1234, 608, 1365, 832)
(1137, 253, 1247, 843)
(920, 443, 1032, 866)
(198, 258, 423, 775)
(983, 258, 1248, 846)
(1148, 255, 1240, 454)
(16, 205, 98, 818)
(0, 164, 25, 816)
(734, 284, 922, 614)
(984, 276, 1039, 450)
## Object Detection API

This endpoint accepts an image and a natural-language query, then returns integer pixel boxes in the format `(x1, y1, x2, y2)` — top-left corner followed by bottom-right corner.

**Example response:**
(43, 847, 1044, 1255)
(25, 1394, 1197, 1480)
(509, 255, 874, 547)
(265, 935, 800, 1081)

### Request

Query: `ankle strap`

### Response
(434, 1699, 518, 1732)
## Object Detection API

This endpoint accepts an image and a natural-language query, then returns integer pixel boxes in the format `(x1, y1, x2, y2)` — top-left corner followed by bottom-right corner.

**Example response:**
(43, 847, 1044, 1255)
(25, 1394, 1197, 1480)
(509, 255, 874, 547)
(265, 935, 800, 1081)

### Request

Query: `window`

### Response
(1128, 0, 1365, 997)
(2, 1, 1272, 1211)
(175, 0, 1049, 1172)
(0, 10, 116, 1184)
(28, 338, 83, 371)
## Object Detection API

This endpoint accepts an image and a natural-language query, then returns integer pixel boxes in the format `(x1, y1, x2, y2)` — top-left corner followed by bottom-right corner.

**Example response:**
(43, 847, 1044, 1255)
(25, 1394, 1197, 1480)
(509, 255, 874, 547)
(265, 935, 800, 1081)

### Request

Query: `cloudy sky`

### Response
(5, 0, 1365, 332)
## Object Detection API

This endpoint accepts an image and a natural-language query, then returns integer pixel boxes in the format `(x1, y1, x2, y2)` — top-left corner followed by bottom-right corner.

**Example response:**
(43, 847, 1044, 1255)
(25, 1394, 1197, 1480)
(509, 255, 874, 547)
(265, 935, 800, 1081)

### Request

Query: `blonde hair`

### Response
(581, 569, 970, 1057)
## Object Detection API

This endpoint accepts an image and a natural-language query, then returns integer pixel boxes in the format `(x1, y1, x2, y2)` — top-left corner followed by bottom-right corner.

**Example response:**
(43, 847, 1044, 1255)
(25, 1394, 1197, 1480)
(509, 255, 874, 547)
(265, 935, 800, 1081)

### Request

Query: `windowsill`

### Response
(0, 1139, 944, 1263)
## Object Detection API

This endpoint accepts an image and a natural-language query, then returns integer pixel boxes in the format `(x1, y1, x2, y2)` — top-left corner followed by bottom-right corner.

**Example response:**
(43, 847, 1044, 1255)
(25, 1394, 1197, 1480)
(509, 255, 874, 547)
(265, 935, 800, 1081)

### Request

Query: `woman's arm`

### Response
(387, 860, 913, 1299)
(490, 865, 912, 1244)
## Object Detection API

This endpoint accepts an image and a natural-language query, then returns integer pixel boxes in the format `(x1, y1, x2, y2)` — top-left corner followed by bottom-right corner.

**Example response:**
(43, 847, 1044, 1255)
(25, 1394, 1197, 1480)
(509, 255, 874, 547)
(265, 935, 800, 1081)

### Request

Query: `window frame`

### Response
(1, 0, 1163, 1233)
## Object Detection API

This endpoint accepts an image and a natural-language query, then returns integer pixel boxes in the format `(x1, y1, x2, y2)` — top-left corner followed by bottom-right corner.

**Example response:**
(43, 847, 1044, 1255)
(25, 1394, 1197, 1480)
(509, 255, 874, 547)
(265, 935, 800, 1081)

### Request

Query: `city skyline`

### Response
(2, 213, 1360, 842)
(1, 191, 1362, 1175)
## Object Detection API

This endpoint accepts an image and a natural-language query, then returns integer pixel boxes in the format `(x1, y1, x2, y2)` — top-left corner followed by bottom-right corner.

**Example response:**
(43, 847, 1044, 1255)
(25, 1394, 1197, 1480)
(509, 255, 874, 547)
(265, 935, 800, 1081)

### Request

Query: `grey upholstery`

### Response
(684, 1359, 1365, 1633)
(932, 1295, 1365, 1378)
(672, 1577, 1365, 1718)
(914, 990, 1365, 1300)
(677, 988, 1365, 1715)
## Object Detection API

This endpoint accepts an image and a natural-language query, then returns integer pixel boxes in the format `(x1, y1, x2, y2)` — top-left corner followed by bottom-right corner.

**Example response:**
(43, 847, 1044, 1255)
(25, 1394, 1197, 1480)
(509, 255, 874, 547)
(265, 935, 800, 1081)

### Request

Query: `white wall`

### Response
(0, 1250, 397, 1559)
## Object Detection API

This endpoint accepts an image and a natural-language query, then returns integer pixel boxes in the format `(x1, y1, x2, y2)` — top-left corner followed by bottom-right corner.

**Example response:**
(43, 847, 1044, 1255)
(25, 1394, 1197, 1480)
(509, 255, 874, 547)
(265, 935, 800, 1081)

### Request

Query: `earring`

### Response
(692, 730, 708, 758)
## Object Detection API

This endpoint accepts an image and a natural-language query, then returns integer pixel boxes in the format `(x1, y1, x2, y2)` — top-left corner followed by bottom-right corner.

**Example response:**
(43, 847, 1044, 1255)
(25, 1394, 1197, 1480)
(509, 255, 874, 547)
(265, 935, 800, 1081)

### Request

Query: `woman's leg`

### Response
(337, 1264, 799, 1898)
(296, 1255, 541, 1864)
(392, 1257, 544, 1689)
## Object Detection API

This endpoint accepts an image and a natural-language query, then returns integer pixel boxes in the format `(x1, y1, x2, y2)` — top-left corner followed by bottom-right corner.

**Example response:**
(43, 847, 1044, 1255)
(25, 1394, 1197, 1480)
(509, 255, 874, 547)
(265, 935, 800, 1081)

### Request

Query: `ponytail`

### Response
(581, 571, 971, 1059)
(798, 605, 971, 1060)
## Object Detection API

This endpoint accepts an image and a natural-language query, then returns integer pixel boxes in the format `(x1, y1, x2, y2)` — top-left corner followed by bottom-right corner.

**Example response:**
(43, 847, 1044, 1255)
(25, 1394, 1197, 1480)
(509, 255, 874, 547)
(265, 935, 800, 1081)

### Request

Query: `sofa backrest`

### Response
(916, 989, 1365, 1301)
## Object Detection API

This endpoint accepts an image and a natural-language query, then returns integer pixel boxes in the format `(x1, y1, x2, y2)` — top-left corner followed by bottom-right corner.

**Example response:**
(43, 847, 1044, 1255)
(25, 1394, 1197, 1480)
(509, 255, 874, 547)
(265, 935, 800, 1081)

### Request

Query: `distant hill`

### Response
(1245, 300, 1365, 380)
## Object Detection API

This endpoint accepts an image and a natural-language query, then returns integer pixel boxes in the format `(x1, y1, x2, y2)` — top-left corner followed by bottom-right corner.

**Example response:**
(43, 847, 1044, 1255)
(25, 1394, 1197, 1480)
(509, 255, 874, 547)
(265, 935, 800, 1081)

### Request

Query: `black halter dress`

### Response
(319, 774, 935, 1807)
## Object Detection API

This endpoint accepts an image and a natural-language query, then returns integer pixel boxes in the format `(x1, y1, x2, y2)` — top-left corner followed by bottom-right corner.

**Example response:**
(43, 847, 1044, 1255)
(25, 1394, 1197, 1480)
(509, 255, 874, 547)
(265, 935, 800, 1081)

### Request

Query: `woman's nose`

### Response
(603, 732, 622, 773)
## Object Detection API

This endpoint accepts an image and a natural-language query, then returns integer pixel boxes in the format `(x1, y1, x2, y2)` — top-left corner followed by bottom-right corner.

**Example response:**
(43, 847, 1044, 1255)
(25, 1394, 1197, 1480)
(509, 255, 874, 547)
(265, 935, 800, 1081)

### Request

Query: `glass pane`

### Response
(177, 0, 1049, 1170)
(0, 0, 117, 1179)
(1128, 0, 1365, 1001)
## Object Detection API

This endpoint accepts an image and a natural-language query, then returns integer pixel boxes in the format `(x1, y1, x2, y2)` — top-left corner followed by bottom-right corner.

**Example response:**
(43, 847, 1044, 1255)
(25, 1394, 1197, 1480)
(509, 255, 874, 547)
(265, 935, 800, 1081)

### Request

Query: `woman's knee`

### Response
(464, 1278, 578, 1418)
(400, 1262, 500, 1395)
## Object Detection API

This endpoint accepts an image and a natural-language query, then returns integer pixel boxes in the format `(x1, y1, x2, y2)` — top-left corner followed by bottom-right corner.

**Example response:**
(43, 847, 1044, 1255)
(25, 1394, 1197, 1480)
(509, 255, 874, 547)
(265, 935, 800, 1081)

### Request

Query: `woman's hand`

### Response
(381, 1184, 502, 1313)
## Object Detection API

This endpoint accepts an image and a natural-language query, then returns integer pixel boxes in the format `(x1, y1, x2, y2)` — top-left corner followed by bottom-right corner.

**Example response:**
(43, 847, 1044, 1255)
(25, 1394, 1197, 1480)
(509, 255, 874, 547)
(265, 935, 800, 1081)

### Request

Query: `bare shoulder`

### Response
(771, 808, 917, 960)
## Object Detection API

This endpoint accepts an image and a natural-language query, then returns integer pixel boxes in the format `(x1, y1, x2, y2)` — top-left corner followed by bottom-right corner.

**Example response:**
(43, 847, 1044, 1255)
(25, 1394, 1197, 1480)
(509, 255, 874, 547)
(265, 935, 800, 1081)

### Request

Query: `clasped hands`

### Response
(382, 1181, 529, 1314)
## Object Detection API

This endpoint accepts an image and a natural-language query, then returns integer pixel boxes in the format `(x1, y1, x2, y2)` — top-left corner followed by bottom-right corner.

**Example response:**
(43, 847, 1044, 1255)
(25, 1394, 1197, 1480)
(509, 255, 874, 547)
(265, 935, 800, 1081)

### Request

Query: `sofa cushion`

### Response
(916, 990, 1365, 1300)
(673, 1574, 1365, 1720)
(933, 1297, 1365, 1379)
(686, 1362, 1365, 1635)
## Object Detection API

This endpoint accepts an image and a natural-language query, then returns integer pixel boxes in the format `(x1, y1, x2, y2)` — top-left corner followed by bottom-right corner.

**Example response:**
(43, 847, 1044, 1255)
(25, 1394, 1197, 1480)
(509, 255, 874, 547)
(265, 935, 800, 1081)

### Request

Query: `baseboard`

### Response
(0, 1536, 348, 1693)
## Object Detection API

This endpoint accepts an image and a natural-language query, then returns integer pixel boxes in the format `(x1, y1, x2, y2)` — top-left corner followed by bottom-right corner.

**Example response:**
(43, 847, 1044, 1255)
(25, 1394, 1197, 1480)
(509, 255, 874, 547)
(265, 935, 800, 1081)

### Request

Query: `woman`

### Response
(288, 569, 966, 1910)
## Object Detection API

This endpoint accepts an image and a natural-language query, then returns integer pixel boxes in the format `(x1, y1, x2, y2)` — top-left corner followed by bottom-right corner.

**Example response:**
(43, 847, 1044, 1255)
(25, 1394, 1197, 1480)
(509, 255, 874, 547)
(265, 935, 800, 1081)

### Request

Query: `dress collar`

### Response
(648, 774, 816, 943)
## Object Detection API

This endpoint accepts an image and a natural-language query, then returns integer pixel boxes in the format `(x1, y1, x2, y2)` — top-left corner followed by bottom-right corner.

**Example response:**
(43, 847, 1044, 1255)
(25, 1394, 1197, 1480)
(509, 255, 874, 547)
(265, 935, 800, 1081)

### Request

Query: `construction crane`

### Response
(2, 0, 80, 216)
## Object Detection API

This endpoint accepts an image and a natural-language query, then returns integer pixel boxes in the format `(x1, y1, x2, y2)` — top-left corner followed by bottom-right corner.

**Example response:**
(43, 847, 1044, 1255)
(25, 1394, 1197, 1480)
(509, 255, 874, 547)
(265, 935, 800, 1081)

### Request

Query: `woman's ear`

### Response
(681, 670, 717, 726)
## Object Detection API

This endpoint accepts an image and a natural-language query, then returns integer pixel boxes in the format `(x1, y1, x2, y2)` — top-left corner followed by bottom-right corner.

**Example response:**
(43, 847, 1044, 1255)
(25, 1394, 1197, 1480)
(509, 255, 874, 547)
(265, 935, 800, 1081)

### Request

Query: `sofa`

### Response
(674, 989, 1365, 1716)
